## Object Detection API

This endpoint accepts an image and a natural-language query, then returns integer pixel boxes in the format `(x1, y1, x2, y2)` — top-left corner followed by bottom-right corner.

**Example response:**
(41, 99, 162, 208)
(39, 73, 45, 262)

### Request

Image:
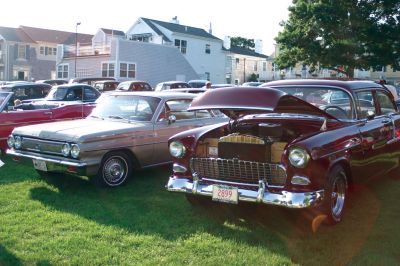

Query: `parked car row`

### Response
(5, 79, 400, 226)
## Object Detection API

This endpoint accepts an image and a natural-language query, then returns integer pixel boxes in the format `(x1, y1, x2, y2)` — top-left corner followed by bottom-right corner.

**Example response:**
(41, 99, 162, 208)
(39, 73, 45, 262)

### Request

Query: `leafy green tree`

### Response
(275, 0, 400, 77)
(248, 73, 258, 82)
(231, 37, 255, 50)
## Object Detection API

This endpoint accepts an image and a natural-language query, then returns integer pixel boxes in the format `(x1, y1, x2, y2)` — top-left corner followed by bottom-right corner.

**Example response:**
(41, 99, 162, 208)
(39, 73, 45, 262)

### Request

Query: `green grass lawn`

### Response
(1, 157, 400, 265)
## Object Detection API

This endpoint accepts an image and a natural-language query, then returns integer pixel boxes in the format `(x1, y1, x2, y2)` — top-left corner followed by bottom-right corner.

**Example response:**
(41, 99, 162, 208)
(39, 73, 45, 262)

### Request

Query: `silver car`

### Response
(7, 91, 227, 187)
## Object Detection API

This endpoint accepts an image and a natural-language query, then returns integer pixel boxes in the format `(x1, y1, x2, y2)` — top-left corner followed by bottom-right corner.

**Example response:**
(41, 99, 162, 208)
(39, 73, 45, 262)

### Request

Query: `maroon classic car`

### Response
(0, 91, 95, 155)
(166, 79, 400, 224)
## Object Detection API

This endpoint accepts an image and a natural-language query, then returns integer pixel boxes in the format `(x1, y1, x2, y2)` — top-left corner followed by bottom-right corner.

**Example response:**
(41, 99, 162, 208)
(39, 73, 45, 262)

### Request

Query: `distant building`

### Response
(56, 33, 198, 87)
(126, 17, 226, 83)
(223, 37, 270, 84)
(0, 25, 92, 81)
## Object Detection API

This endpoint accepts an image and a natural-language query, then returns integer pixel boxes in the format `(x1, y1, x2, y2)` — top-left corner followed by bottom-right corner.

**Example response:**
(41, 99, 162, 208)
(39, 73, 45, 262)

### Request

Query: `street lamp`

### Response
(74, 22, 81, 78)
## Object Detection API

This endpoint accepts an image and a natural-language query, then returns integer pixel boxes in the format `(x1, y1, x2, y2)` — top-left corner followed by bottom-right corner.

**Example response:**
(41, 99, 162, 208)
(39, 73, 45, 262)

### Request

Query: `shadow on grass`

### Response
(0, 157, 39, 185)
(0, 244, 22, 266)
(28, 165, 400, 265)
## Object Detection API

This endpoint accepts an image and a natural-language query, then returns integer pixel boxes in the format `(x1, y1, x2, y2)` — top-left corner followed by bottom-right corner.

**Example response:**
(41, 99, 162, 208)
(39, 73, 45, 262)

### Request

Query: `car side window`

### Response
(376, 91, 396, 115)
(165, 99, 196, 120)
(84, 87, 97, 101)
(355, 91, 376, 119)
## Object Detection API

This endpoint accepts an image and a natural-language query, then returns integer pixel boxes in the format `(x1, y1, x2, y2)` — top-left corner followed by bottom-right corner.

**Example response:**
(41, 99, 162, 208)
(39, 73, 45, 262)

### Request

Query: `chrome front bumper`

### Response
(6, 149, 90, 176)
(167, 177, 324, 209)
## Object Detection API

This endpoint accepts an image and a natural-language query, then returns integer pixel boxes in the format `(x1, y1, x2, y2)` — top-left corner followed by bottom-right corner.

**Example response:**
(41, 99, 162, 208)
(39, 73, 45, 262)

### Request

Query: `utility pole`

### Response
(75, 22, 81, 78)
(243, 58, 246, 83)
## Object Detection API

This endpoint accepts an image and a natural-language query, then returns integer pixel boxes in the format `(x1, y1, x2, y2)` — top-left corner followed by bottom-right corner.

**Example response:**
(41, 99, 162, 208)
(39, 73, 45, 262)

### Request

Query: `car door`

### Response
(374, 89, 400, 172)
(152, 98, 207, 164)
(355, 89, 396, 179)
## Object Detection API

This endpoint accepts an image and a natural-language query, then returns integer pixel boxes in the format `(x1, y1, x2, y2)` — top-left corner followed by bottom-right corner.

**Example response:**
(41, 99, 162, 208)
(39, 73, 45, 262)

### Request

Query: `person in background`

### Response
(205, 81, 212, 89)
(14, 99, 22, 107)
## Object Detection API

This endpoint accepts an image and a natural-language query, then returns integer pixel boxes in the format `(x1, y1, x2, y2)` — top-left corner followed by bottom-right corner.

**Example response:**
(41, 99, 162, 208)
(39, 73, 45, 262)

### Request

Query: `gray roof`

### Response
(228, 46, 268, 59)
(101, 28, 125, 36)
(0, 26, 34, 43)
(0, 26, 93, 45)
(141, 17, 220, 41)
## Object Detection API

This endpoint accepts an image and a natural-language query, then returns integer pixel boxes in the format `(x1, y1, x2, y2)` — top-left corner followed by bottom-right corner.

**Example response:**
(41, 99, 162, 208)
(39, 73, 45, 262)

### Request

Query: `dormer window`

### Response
(205, 44, 211, 54)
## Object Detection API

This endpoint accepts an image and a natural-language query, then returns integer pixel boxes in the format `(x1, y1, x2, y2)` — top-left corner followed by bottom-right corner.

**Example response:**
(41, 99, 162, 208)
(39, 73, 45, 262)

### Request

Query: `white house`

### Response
(126, 17, 226, 83)
(56, 35, 198, 87)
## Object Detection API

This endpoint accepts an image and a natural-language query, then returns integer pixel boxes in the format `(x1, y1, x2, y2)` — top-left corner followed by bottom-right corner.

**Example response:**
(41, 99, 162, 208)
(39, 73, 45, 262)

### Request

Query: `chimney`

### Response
(224, 36, 231, 50)
(170, 16, 179, 24)
(209, 22, 212, 34)
(255, 39, 263, 54)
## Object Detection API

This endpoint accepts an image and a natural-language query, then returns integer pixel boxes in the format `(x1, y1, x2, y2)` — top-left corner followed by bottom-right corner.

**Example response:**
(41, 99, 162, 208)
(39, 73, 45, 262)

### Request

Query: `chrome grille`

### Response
(190, 157, 287, 187)
(21, 137, 64, 156)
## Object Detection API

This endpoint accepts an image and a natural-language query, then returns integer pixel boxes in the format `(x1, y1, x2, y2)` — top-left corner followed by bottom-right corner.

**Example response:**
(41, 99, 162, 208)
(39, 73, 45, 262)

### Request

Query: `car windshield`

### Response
(45, 87, 69, 100)
(90, 94, 161, 122)
(274, 86, 353, 120)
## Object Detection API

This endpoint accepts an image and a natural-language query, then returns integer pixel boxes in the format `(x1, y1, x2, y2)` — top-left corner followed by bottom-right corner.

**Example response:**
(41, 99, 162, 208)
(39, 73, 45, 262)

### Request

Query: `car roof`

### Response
(263, 79, 382, 92)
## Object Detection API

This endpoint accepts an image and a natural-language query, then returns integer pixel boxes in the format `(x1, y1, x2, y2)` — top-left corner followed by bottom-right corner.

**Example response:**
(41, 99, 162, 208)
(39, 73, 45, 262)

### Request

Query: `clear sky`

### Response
(1, 0, 292, 55)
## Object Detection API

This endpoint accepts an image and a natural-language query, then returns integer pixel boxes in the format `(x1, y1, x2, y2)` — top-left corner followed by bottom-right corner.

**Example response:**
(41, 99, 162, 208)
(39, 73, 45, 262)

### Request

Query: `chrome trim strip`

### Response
(167, 177, 324, 209)
(201, 178, 259, 187)
(6, 149, 87, 167)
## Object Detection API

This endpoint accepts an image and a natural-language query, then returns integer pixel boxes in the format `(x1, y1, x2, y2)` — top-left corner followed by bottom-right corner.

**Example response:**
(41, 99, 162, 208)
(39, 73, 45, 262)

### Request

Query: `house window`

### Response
(175, 39, 187, 54)
(205, 44, 210, 54)
(263, 62, 267, 71)
(40, 46, 45, 55)
(102, 62, 115, 77)
(17, 45, 26, 59)
(254, 61, 258, 71)
(205, 72, 210, 81)
(235, 58, 240, 69)
(120, 62, 136, 78)
(57, 64, 69, 79)
(53, 47, 57, 55)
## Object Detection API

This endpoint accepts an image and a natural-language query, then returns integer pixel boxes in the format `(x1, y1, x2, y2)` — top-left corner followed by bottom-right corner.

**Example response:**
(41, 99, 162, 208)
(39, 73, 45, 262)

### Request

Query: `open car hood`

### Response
(188, 87, 338, 120)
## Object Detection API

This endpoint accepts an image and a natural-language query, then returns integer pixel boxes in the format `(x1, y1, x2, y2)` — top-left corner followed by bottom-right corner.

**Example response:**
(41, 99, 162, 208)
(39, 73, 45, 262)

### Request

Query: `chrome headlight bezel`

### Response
(61, 143, 71, 157)
(14, 136, 22, 149)
(169, 141, 186, 158)
(288, 147, 310, 168)
(7, 135, 15, 148)
(70, 144, 80, 159)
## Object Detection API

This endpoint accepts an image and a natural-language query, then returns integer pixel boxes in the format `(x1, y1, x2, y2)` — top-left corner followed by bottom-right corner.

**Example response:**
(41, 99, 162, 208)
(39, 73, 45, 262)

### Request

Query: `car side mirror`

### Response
(168, 114, 176, 124)
(366, 110, 375, 120)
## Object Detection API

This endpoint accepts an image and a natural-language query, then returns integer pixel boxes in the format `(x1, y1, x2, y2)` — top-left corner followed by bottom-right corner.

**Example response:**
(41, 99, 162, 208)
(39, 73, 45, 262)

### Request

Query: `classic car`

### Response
(166, 80, 400, 224)
(116, 81, 152, 91)
(1, 82, 52, 103)
(36, 84, 101, 103)
(154, 81, 191, 91)
(0, 91, 95, 155)
(7, 91, 227, 187)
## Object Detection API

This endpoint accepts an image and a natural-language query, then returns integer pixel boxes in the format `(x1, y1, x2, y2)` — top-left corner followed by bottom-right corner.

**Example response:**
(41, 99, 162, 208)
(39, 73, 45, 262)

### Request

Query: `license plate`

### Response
(212, 185, 238, 204)
(33, 159, 47, 171)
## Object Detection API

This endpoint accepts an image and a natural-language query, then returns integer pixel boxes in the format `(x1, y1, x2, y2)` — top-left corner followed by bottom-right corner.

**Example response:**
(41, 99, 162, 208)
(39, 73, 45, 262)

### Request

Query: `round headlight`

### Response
(14, 136, 22, 149)
(70, 144, 80, 158)
(61, 143, 71, 157)
(288, 147, 310, 168)
(169, 141, 186, 158)
(7, 135, 15, 148)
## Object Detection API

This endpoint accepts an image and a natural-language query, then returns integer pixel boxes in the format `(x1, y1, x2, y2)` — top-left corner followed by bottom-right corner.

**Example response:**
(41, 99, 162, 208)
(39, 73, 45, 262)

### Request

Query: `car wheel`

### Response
(94, 151, 133, 187)
(322, 165, 348, 225)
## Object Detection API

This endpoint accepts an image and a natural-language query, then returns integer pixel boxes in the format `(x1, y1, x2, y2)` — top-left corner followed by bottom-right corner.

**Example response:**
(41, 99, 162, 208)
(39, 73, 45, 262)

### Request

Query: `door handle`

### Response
(381, 119, 391, 124)
(44, 112, 52, 115)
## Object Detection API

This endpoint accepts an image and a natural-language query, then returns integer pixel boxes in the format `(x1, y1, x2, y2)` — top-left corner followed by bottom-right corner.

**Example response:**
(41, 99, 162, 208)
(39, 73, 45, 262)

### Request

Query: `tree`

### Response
(231, 37, 255, 50)
(275, 0, 400, 77)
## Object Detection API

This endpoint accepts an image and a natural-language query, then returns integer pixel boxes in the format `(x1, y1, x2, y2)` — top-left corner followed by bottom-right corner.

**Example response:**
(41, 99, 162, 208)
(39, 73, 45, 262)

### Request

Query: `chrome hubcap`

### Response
(331, 173, 346, 220)
(103, 156, 127, 184)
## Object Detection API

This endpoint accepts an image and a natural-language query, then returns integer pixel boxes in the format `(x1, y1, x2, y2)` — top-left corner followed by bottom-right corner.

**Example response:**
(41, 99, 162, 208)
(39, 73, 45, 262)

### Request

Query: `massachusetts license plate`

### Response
(33, 159, 47, 171)
(212, 185, 238, 204)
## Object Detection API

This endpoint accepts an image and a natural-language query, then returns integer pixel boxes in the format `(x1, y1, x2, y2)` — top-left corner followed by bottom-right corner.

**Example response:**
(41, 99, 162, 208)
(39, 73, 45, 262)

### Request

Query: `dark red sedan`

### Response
(166, 79, 400, 224)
